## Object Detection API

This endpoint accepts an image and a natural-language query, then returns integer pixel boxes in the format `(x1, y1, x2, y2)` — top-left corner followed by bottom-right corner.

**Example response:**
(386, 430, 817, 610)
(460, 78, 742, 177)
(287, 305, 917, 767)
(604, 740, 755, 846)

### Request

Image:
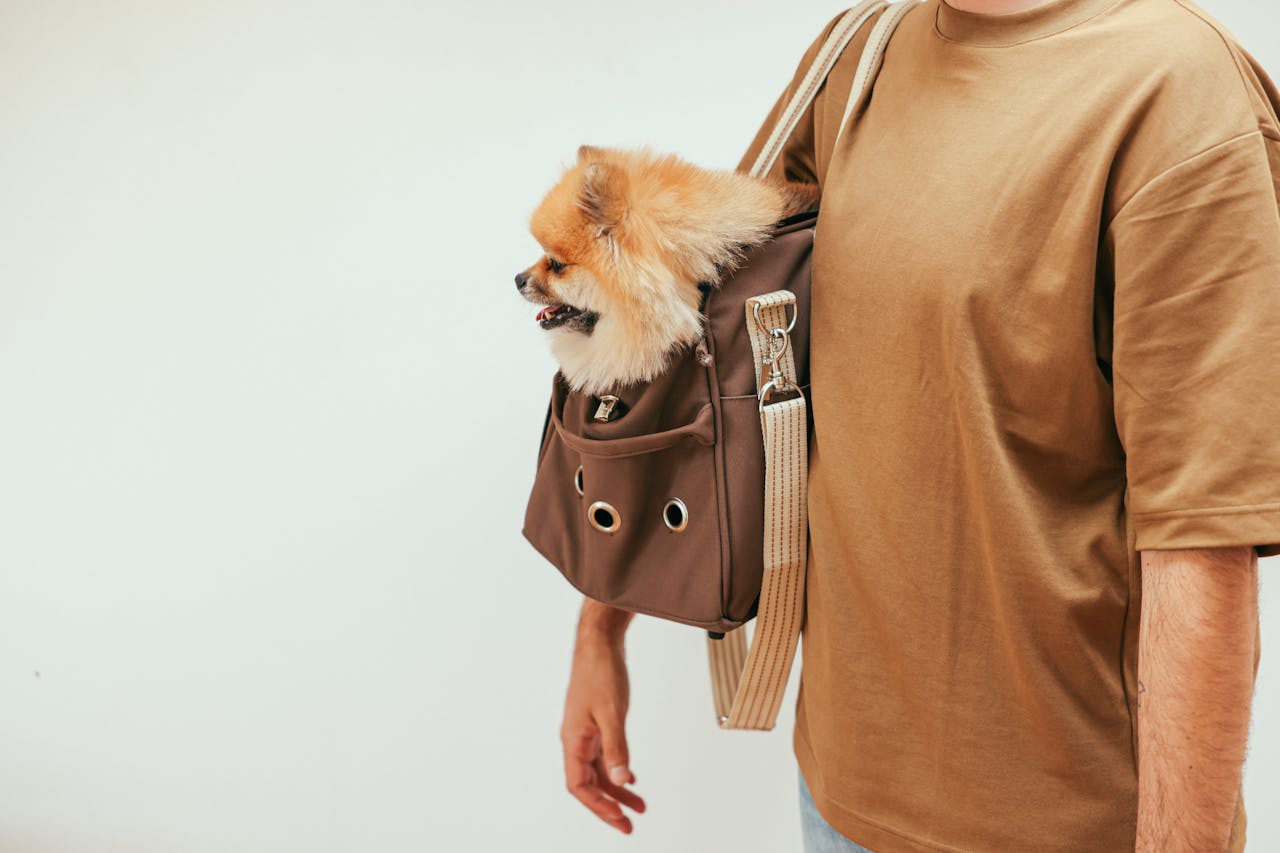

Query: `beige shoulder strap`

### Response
(710, 291, 810, 730)
(713, 0, 920, 731)
(747, 0, 888, 180)
(839, 0, 918, 135)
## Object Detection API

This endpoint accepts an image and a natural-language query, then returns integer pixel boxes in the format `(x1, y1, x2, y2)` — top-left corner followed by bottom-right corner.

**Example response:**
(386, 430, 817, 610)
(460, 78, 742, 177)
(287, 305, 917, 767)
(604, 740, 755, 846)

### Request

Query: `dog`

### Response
(515, 145, 818, 398)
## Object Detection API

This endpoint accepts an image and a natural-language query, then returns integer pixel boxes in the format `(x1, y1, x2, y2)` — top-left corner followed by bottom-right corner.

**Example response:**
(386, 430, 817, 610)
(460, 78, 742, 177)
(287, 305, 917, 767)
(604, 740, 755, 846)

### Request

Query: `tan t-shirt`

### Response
(737, 0, 1280, 850)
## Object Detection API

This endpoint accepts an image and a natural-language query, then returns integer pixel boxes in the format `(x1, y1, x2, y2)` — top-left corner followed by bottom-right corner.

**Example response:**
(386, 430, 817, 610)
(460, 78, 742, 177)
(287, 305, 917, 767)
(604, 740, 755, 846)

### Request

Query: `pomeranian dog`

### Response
(515, 145, 818, 398)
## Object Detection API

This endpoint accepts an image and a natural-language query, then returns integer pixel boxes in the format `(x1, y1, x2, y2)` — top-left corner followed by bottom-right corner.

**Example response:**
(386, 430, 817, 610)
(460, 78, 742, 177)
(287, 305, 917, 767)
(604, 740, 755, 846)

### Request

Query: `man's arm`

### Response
(1136, 545, 1259, 852)
(560, 598, 644, 833)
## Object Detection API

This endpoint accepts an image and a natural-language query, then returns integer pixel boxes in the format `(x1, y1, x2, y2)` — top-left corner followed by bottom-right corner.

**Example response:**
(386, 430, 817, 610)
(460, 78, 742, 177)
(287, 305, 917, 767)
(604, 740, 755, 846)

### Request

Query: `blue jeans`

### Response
(799, 769, 875, 853)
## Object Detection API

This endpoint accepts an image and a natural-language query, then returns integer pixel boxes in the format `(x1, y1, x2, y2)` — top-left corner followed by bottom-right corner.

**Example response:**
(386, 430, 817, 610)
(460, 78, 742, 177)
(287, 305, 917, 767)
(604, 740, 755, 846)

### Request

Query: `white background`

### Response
(1, 1, 1277, 851)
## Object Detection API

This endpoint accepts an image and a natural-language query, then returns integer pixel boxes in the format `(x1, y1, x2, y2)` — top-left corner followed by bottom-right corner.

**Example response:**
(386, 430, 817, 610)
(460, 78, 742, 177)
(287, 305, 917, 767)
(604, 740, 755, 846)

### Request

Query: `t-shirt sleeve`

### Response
(1105, 129, 1280, 559)
(734, 11, 845, 183)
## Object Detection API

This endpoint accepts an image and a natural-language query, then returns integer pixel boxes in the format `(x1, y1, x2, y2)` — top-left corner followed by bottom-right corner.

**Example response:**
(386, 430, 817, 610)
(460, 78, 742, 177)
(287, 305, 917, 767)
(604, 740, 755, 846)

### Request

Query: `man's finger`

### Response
(592, 754, 646, 813)
(562, 732, 634, 833)
(597, 713, 633, 786)
(562, 731, 602, 795)
(566, 763, 634, 833)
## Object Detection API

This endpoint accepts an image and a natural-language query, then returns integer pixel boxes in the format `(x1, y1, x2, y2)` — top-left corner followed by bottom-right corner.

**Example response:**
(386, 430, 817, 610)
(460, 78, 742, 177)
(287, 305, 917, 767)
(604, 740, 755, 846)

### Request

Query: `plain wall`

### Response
(0, 1, 1276, 851)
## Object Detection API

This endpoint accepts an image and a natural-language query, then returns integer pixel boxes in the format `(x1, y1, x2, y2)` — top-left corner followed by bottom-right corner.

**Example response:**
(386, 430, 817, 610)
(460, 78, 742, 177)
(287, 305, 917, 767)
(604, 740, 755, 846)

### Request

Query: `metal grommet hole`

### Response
(662, 498, 688, 532)
(588, 501, 620, 534)
(574, 465, 584, 496)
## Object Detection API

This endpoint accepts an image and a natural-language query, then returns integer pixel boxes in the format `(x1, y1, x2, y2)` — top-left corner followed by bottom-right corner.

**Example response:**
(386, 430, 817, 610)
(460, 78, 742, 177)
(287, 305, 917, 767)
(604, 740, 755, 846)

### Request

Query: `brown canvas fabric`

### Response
(737, 0, 1280, 850)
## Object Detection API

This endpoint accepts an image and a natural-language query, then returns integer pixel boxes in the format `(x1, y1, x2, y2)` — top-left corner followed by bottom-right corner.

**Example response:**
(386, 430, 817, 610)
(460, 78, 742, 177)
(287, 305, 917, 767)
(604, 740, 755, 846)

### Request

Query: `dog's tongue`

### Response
(536, 305, 563, 322)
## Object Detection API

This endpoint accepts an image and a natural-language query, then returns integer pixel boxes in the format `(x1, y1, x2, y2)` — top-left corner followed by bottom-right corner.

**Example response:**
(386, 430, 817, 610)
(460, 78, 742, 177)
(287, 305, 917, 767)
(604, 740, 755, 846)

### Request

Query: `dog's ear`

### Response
(579, 161, 628, 237)
(577, 144, 604, 163)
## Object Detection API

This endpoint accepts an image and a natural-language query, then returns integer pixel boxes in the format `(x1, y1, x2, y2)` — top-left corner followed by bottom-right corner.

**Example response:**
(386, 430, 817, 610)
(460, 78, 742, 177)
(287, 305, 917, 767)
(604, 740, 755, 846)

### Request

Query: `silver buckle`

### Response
(753, 303, 802, 412)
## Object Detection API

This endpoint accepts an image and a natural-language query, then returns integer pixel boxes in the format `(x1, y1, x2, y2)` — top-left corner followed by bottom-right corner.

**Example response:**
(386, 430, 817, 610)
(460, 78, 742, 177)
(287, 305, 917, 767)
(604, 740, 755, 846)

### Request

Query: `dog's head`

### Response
(516, 145, 785, 397)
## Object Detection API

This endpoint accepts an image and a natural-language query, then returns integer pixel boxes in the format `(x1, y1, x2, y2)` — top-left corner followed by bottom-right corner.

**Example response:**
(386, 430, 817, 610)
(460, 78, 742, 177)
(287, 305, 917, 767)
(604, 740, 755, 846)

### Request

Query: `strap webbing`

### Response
(838, 0, 919, 135)
(710, 291, 809, 731)
(711, 1, 920, 731)
(748, 0, 887, 180)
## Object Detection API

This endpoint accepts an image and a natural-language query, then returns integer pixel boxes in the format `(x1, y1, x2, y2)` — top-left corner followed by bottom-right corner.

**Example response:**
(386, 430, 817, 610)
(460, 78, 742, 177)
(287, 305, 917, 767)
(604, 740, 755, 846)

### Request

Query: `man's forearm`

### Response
(1136, 545, 1258, 852)
(577, 597, 634, 644)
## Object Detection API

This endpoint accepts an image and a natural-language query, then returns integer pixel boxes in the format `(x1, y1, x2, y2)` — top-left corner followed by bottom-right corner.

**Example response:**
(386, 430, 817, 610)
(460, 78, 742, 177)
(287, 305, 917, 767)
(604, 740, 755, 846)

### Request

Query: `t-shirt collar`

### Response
(934, 0, 1123, 46)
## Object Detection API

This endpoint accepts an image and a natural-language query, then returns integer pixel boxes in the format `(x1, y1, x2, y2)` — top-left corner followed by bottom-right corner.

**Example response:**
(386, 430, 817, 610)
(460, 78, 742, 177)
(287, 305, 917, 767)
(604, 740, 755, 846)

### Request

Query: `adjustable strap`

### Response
(710, 1, 920, 731)
(710, 291, 809, 731)
(837, 0, 919, 136)
(748, 0, 887, 180)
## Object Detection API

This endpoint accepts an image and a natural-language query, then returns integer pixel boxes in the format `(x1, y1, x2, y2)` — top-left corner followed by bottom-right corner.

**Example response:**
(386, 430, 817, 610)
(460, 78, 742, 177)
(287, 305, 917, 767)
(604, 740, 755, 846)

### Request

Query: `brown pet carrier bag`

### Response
(521, 0, 912, 730)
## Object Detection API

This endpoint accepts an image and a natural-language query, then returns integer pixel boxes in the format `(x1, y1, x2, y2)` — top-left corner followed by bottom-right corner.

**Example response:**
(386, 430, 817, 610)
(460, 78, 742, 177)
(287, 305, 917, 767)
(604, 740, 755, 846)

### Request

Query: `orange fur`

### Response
(516, 145, 816, 396)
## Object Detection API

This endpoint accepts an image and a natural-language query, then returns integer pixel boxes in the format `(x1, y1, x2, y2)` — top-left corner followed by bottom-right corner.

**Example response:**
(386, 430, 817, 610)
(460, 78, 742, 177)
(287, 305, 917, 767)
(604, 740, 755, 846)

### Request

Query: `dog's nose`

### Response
(515, 272, 529, 291)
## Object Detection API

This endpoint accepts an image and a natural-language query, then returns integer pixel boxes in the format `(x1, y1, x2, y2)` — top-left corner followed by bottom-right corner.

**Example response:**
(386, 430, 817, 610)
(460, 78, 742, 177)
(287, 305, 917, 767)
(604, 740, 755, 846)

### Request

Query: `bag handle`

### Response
(838, 0, 920, 137)
(712, 0, 920, 732)
(749, 0, 921, 182)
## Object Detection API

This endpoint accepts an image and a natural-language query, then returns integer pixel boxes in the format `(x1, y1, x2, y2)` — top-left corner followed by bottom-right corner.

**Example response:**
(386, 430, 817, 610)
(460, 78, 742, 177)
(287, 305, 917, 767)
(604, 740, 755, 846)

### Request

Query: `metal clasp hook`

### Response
(758, 379, 805, 412)
(752, 300, 797, 337)
(749, 295, 802, 411)
(757, 323, 803, 412)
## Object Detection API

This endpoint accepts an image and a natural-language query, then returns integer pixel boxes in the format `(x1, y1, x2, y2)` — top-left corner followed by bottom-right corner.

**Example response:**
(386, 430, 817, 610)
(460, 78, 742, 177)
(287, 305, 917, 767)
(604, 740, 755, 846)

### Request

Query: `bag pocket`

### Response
(523, 401, 729, 630)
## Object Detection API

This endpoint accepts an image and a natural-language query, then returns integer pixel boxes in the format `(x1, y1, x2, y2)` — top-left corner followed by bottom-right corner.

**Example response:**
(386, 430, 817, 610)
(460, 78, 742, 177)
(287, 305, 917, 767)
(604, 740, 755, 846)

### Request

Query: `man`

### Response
(559, 0, 1280, 849)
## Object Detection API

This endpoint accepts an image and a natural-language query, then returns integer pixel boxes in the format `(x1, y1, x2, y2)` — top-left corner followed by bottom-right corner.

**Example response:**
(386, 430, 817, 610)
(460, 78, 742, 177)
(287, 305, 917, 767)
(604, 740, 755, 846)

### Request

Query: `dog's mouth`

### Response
(535, 303, 580, 328)
(534, 303, 598, 333)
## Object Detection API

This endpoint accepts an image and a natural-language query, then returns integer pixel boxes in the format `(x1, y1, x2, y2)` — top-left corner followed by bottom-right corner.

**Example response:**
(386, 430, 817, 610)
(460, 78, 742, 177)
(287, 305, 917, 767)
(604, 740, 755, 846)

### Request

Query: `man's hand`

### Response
(561, 599, 646, 834)
(1136, 545, 1259, 852)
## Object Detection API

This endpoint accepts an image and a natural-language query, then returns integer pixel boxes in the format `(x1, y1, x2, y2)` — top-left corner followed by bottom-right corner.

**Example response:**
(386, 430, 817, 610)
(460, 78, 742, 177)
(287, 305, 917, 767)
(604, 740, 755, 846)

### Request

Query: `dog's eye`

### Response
(547, 257, 567, 274)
